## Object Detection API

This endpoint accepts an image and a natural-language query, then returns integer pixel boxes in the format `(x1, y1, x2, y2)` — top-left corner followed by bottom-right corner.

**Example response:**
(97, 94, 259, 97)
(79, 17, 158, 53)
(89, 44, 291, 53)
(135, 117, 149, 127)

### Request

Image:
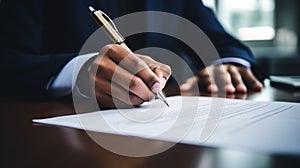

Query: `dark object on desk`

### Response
(270, 76, 300, 90)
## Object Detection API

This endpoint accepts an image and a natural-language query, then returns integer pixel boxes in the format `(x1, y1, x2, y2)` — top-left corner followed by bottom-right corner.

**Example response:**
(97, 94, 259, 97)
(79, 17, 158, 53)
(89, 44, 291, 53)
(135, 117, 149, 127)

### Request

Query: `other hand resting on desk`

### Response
(180, 64, 263, 94)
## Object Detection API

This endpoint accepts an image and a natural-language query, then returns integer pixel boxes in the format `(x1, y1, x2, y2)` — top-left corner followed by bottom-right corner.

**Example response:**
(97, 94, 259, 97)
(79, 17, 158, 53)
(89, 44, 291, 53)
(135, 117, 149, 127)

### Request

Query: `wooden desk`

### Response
(1, 84, 300, 168)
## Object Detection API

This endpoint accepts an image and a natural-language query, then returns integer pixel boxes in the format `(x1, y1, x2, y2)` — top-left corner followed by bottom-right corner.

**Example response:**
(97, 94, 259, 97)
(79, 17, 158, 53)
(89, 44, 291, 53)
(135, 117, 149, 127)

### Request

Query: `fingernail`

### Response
(225, 85, 235, 93)
(208, 84, 218, 92)
(160, 77, 166, 86)
(152, 82, 162, 92)
(253, 82, 263, 91)
(236, 84, 247, 93)
(180, 83, 191, 91)
(256, 81, 263, 88)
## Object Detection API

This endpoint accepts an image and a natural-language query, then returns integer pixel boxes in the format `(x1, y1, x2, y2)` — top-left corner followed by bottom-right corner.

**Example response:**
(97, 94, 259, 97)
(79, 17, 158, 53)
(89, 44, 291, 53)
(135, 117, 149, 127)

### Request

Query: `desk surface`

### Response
(1, 83, 300, 168)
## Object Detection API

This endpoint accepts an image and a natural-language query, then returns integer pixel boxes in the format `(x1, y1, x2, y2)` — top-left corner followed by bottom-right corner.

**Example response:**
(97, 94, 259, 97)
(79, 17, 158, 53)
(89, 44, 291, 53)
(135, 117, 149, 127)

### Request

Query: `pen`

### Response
(88, 6, 169, 107)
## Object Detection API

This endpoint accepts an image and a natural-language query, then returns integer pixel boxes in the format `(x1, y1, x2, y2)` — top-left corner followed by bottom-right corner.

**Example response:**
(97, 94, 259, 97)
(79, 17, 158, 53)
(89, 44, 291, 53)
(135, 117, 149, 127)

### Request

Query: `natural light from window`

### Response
(202, 0, 275, 41)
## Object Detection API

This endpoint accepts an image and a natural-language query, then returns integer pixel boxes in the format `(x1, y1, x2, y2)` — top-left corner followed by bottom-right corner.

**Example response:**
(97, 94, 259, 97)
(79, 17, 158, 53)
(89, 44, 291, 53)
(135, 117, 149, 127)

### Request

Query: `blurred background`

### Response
(203, 0, 300, 76)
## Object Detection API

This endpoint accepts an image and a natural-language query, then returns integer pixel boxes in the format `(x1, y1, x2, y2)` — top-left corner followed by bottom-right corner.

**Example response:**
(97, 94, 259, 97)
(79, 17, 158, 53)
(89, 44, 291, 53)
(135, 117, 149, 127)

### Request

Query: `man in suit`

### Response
(0, 0, 262, 108)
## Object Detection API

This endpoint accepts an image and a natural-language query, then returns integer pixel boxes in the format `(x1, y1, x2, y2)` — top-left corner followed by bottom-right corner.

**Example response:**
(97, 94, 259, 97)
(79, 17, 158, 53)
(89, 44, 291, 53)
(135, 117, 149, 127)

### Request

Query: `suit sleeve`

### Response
(182, 0, 256, 65)
(0, 0, 76, 98)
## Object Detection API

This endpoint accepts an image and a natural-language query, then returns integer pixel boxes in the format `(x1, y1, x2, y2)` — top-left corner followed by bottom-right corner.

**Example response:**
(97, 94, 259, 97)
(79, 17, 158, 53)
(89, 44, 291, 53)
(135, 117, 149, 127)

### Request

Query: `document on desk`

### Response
(33, 96, 300, 155)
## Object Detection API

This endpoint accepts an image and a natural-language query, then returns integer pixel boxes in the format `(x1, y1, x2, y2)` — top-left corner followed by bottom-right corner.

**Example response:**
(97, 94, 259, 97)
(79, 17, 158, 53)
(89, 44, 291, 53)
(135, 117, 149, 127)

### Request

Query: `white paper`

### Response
(33, 96, 300, 155)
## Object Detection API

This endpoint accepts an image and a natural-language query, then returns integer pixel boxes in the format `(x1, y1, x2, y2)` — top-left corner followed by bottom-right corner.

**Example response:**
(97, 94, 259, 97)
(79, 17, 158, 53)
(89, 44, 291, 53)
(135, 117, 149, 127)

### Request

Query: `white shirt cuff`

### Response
(211, 57, 251, 68)
(47, 52, 98, 96)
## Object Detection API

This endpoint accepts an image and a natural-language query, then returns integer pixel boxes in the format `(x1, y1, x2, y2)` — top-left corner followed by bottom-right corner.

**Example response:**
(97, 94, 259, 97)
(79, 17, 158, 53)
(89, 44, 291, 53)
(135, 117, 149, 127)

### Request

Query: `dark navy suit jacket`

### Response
(0, 0, 255, 98)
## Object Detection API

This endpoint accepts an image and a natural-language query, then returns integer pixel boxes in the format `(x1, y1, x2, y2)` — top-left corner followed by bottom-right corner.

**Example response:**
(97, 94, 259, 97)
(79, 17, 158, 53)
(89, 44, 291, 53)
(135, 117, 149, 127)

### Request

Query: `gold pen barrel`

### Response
(90, 10, 125, 44)
(89, 6, 169, 107)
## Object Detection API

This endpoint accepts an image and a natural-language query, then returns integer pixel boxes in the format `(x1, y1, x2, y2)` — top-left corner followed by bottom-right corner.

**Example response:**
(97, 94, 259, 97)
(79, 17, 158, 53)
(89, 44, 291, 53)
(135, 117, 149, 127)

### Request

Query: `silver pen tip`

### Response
(165, 101, 170, 107)
(88, 6, 95, 12)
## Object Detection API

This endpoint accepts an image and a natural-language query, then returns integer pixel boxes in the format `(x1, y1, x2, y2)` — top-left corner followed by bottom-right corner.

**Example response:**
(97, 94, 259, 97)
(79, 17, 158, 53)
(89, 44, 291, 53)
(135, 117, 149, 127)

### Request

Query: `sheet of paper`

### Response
(33, 96, 300, 155)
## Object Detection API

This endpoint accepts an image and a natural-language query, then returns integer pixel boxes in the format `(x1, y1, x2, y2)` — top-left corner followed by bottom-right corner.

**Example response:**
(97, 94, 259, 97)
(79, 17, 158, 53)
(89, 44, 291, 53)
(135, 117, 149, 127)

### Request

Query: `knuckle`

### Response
(225, 72, 231, 79)
(228, 65, 237, 72)
(95, 61, 110, 76)
(148, 75, 159, 86)
(138, 55, 155, 64)
(215, 65, 226, 73)
(140, 55, 152, 61)
(235, 75, 243, 82)
(100, 44, 113, 54)
(129, 77, 143, 91)
(133, 59, 148, 71)
(92, 60, 112, 79)
(90, 59, 104, 74)
(164, 65, 172, 76)
(100, 44, 119, 56)
(199, 68, 209, 76)
(96, 59, 106, 69)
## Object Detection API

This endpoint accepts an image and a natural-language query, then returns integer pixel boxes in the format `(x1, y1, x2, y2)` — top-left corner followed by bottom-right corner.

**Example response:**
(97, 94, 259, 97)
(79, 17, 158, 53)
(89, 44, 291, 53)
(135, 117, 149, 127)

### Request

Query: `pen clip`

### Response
(98, 10, 120, 33)
(96, 9, 125, 44)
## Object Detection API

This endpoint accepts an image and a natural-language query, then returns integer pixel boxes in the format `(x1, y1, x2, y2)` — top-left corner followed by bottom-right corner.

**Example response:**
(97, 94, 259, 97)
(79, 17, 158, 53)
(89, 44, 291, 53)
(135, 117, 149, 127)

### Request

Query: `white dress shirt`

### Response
(48, 54, 250, 96)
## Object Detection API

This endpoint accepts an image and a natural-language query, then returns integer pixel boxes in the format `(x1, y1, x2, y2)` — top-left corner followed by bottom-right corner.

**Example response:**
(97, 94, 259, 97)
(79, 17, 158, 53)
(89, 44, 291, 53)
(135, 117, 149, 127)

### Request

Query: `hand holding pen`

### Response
(88, 6, 171, 108)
